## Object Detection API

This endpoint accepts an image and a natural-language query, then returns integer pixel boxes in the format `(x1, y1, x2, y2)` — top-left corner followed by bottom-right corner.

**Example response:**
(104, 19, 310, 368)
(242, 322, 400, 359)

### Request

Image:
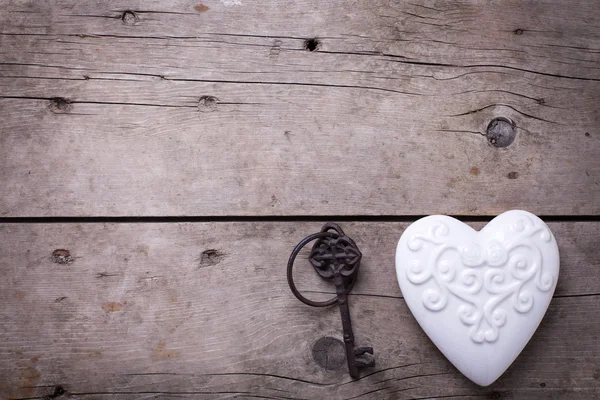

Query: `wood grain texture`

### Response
(1, 0, 599, 216)
(0, 221, 599, 400)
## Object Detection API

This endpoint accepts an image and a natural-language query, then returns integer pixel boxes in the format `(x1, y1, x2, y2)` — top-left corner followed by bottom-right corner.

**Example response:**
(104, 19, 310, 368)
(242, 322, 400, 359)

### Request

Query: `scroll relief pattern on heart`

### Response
(406, 215, 555, 344)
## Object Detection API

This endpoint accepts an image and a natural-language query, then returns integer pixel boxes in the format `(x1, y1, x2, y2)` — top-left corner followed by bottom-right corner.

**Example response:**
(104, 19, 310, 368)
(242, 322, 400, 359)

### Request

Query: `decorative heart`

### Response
(395, 210, 559, 386)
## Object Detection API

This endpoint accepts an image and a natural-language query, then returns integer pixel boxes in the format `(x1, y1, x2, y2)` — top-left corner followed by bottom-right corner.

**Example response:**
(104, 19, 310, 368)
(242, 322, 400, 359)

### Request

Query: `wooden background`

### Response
(0, 0, 598, 399)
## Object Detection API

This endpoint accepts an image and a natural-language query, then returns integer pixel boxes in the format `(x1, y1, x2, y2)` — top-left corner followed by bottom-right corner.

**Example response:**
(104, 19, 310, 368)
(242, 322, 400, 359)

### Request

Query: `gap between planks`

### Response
(0, 215, 599, 224)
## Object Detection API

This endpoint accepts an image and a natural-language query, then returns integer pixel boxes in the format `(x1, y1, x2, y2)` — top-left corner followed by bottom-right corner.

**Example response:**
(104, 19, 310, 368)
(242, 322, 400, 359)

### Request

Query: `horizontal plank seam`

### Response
(0, 216, 599, 223)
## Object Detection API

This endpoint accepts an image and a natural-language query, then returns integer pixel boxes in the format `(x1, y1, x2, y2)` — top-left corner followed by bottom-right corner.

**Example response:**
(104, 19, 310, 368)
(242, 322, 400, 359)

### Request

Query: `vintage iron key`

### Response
(287, 223, 374, 378)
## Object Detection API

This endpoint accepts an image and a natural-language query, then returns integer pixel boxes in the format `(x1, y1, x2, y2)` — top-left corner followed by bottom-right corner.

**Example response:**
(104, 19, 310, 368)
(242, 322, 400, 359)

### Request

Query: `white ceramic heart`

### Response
(395, 210, 559, 386)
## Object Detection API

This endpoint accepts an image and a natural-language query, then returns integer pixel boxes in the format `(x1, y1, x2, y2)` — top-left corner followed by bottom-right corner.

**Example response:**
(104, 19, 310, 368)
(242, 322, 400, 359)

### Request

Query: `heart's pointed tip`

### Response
(458, 363, 504, 387)
(469, 375, 499, 387)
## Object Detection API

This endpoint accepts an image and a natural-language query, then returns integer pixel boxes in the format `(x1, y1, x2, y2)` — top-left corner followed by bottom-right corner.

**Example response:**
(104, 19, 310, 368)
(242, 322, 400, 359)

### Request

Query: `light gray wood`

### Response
(1, 221, 598, 399)
(1, 0, 599, 216)
(1, 1, 599, 399)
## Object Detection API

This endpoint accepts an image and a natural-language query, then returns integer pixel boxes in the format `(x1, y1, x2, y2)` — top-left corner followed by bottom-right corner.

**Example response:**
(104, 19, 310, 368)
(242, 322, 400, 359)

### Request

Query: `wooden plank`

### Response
(1, 221, 598, 399)
(1, 0, 599, 216)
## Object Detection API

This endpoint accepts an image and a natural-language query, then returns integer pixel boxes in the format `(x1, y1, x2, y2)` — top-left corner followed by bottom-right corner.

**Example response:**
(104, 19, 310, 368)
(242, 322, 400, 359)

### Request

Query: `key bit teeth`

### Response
(354, 356, 375, 368)
(354, 346, 374, 356)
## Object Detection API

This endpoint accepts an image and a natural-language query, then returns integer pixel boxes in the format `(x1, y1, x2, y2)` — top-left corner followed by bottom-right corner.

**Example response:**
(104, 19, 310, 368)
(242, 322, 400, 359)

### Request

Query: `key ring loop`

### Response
(287, 230, 356, 307)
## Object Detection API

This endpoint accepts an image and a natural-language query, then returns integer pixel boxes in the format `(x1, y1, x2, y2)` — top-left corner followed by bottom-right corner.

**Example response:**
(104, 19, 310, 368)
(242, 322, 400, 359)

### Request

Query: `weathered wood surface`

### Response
(1, 0, 599, 216)
(0, 222, 599, 400)
(1, 1, 599, 399)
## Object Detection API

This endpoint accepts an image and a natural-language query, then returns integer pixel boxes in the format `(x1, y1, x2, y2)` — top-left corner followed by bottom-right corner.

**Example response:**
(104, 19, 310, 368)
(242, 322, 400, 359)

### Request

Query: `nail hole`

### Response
(490, 391, 508, 400)
(49, 97, 72, 114)
(540, 382, 547, 388)
(199, 249, 225, 267)
(312, 337, 346, 371)
(52, 249, 74, 264)
(122, 10, 137, 25)
(507, 172, 519, 179)
(585, 132, 590, 137)
(514, 29, 524, 35)
(46, 385, 66, 399)
(486, 117, 516, 148)
(198, 95, 219, 112)
(304, 38, 320, 51)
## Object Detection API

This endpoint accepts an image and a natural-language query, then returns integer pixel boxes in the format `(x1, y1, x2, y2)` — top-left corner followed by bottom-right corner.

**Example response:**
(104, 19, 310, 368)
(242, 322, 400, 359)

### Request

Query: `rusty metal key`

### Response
(287, 223, 375, 379)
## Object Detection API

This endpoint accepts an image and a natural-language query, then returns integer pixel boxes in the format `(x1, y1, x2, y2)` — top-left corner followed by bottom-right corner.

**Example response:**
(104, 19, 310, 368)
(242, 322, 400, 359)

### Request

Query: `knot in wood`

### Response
(304, 38, 320, 51)
(198, 96, 219, 112)
(312, 337, 346, 371)
(49, 97, 71, 114)
(122, 11, 137, 25)
(486, 117, 516, 147)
